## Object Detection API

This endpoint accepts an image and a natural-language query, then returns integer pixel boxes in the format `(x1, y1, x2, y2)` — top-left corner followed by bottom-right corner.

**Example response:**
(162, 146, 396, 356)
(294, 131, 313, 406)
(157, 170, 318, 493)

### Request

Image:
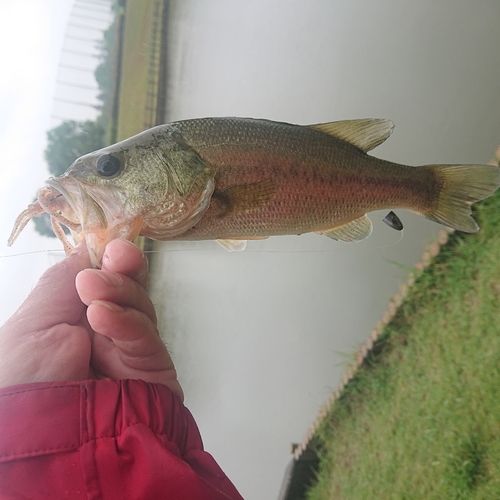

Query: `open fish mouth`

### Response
(45, 177, 109, 235)
(8, 176, 132, 267)
(44, 178, 83, 226)
(42, 180, 84, 234)
(45, 176, 136, 267)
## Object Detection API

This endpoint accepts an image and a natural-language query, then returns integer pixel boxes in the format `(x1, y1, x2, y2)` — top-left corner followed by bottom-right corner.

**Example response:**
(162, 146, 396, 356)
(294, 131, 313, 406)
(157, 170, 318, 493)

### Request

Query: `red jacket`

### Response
(0, 379, 243, 500)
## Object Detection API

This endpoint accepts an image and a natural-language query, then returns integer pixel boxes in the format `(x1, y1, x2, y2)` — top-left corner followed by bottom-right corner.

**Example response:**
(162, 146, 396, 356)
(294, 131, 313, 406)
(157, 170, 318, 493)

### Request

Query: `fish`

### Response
(8, 117, 500, 267)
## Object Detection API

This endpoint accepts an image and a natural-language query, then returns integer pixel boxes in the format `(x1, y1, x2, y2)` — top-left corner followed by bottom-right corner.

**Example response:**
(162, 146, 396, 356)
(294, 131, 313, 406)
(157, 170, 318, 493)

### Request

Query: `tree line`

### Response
(34, 13, 117, 237)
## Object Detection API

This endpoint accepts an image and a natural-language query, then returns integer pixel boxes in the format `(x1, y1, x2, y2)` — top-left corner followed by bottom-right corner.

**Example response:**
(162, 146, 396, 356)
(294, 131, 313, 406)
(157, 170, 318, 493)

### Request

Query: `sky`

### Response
(0, 0, 110, 324)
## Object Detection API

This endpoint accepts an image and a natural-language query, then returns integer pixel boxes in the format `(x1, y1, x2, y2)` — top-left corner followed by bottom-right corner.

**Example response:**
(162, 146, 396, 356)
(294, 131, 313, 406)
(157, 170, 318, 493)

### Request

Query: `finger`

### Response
(3, 242, 90, 332)
(101, 239, 149, 290)
(88, 302, 183, 400)
(87, 301, 164, 359)
(76, 268, 157, 325)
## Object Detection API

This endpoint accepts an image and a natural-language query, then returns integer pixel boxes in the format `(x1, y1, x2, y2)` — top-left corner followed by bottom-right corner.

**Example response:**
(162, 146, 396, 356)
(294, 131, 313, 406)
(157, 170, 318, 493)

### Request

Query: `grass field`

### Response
(116, 0, 164, 141)
(307, 151, 500, 499)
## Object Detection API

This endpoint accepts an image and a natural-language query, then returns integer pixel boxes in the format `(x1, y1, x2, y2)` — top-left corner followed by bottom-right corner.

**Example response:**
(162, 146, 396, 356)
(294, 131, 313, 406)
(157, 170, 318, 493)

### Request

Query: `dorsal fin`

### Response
(308, 119, 394, 152)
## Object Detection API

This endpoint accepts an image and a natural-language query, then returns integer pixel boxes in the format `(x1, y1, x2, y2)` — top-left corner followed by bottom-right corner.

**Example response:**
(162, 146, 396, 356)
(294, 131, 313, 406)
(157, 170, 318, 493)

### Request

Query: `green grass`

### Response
(112, 0, 165, 252)
(116, 0, 163, 141)
(307, 159, 500, 499)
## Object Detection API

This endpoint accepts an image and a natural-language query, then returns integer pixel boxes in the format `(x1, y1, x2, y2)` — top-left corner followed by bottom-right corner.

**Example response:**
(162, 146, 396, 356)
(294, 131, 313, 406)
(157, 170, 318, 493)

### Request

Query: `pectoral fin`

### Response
(317, 215, 373, 242)
(308, 119, 394, 152)
(213, 179, 278, 217)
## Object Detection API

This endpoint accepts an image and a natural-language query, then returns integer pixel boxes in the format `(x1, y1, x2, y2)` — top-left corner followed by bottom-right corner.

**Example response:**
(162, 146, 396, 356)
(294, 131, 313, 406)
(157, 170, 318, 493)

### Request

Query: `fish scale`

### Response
(172, 118, 435, 239)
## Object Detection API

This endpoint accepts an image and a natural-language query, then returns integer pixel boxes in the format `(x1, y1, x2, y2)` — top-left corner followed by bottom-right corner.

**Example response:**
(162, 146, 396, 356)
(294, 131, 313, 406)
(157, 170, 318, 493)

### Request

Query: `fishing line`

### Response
(0, 249, 64, 258)
(142, 237, 405, 254)
(2, 229, 405, 259)
(143, 249, 351, 254)
(1, 247, 354, 258)
(369, 230, 404, 250)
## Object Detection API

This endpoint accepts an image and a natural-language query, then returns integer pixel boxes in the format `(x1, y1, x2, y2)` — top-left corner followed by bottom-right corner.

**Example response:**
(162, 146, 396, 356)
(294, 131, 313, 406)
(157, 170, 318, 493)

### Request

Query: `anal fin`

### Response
(217, 239, 248, 251)
(317, 214, 373, 242)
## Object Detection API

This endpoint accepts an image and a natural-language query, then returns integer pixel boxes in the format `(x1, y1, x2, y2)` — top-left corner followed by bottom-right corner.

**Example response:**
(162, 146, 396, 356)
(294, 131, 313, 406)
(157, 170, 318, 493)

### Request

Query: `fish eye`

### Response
(96, 154, 122, 178)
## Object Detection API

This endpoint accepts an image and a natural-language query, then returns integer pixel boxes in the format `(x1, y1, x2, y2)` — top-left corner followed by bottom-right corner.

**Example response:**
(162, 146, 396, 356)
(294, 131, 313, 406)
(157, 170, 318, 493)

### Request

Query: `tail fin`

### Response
(426, 164, 500, 232)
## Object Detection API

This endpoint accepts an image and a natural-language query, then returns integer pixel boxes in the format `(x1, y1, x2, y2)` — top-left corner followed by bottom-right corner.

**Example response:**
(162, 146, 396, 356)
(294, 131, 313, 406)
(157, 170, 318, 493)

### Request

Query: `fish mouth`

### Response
(44, 177, 136, 267)
(45, 177, 110, 230)
(44, 178, 78, 217)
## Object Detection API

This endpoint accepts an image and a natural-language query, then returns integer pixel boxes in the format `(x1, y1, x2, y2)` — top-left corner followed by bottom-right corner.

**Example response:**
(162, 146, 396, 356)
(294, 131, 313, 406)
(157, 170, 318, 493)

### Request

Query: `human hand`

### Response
(0, 239, 183, 401)
(0, 242, 92, 387)
(77, 239, 183, 400)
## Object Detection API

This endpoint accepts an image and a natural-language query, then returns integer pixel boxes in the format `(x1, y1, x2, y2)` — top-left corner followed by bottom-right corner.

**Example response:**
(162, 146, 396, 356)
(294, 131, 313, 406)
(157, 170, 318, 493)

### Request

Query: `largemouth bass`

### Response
(8, 117, 500, 267)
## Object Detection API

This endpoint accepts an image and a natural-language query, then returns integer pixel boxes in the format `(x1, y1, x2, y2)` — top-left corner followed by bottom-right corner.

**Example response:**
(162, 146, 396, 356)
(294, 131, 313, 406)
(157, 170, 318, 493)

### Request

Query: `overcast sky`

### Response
(0, 1, 69, 324)
(0, 1, 113, 324)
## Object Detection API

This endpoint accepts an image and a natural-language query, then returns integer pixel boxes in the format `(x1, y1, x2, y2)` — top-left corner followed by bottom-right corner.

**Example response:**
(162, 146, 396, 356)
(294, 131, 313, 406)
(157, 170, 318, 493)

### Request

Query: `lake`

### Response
(147, 1, 500, 498)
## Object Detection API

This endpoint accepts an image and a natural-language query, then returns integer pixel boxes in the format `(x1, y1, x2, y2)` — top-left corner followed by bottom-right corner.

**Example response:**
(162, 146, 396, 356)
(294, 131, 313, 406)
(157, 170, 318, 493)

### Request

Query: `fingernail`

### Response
(87, 269, 123, 287)
(93, 300, 125, 313)
(102, 239, 142, 266)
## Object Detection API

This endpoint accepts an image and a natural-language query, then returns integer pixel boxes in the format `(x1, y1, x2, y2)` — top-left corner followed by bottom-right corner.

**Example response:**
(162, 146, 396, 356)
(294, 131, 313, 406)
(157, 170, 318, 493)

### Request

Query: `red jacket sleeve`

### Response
(0, 379, 243, 500)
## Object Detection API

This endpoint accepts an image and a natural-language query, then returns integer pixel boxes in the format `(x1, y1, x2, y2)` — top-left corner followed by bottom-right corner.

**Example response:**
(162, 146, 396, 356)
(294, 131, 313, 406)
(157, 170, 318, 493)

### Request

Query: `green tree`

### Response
(44, 120, 106, 177)
(32, 212, 56, 238)
(95, 22, 116, 106)
(35, 119, 106, 237)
